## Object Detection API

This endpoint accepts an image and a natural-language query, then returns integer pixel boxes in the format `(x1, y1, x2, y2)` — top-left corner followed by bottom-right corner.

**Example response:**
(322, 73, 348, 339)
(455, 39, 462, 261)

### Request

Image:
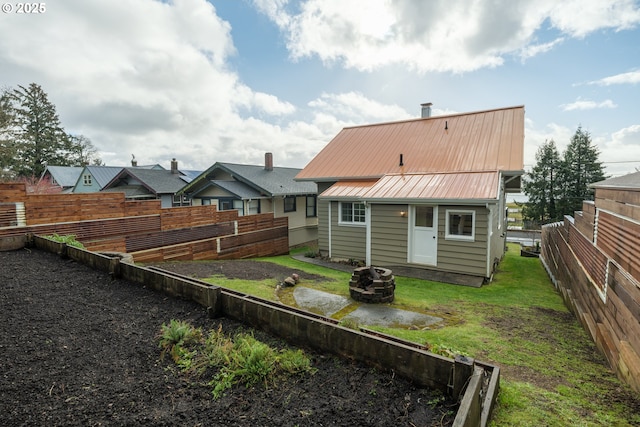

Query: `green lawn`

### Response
(202, 244, 640, 426)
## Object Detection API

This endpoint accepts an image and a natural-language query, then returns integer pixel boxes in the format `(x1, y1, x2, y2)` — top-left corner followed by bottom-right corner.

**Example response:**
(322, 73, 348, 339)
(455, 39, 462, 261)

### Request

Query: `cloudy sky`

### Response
(1, 0, 639, 179)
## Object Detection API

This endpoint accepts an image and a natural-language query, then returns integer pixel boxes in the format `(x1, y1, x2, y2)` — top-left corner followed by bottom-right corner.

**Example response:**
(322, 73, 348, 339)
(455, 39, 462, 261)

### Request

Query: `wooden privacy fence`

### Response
(0, 183, 289, 262)
(541, 218, 640, 392)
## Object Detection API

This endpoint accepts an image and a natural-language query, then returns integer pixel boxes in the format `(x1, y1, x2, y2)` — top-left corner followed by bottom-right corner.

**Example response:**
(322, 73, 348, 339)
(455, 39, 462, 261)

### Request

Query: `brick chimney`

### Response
(421, 102, 432, 118)
(265, 152, 273, 171)
(171, 158, 178, 174)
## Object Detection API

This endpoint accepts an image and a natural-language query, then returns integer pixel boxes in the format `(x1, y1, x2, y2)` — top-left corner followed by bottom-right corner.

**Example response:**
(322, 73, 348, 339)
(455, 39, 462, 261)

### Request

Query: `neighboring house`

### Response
(296, 104, 525, 281)
(101, 159, 191, 208)
(39, 166, 84, 193)
(179, 153, 318, 246)
(72, 163, 166, 193)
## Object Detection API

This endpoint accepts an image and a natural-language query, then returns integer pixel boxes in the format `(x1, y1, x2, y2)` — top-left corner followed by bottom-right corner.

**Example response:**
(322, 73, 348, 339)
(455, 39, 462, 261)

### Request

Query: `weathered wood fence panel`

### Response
(0, 182, 290, 262)
(0, 203, 18, 227)
(597, 211, 640, 281)
(542, 219, 640, 392)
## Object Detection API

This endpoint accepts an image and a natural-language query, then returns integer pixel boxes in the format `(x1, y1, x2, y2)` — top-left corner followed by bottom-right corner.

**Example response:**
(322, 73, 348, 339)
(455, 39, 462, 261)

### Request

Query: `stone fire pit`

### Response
(349, 266, 395, 303)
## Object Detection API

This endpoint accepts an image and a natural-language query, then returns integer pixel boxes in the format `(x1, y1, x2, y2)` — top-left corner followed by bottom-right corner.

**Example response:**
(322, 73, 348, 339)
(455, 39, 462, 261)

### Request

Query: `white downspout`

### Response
(327, 201, 332, 258)
(486, 203, 492, 279)
(365, 202, 371, 266)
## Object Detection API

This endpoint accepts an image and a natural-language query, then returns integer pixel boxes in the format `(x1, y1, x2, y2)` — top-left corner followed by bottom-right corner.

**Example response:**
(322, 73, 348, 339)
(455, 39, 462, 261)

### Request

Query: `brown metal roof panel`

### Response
(361, 172, 499, 201)
(297, 106, 525, 181)
(319, 180, 377, 199)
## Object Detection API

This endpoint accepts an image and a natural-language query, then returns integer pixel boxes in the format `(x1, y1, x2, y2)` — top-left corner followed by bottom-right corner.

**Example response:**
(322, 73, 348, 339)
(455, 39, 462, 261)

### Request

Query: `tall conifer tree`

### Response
(522, 140, 562, 224)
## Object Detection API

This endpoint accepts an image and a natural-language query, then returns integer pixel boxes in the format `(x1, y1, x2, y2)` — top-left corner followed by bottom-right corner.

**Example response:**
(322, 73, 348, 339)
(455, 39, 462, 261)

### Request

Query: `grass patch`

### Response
(201, 244, 640, 426)
(43, 233, 85, 249)
(158, 321, 316, 399)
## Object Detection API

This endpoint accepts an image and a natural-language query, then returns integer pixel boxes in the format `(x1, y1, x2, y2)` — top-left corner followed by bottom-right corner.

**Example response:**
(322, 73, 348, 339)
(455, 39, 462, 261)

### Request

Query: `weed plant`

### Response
(43, 233, 85, 249)
(158, 321, 316, 399)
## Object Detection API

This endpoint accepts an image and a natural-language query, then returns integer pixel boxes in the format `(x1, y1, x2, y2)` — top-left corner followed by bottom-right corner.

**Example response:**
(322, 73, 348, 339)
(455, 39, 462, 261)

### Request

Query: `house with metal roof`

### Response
(39, 166, 84, 193)
(72, 163, 167, 193)
(296, 104, 525, 283)
(178, 153, 318, 246)
(101, 159, 192, 208)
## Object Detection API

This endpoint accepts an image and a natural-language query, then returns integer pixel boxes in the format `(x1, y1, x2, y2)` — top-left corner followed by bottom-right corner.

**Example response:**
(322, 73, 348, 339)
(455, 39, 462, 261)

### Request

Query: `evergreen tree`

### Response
(4, 83, 70, 177)
(559, 126, 606, 215)
(522, 140, 562, 225)
(0, 88, 17, 180)
(522, 127, 607, 227)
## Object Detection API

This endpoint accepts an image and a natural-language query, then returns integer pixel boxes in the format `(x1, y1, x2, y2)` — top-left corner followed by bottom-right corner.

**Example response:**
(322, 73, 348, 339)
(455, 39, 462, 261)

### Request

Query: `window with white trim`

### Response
(445, 210, 475, 241)
(339, 202, 365, 225)
(82, 174, 92, 185)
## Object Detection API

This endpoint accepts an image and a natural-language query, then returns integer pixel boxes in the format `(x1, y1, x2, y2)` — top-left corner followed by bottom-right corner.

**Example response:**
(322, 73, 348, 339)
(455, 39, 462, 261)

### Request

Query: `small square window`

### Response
(446, 210, 475, 241)
(82, 174, 92, 185)
(339, 202, 365, 225)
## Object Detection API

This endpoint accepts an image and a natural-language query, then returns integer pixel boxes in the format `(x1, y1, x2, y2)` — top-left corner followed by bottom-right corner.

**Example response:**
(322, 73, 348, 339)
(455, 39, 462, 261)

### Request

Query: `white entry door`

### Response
(410, 205, 437, 265)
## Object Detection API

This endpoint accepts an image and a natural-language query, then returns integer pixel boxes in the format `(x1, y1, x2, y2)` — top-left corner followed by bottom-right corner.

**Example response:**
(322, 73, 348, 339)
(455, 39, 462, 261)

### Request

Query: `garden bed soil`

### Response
(0, 248, 456, 426)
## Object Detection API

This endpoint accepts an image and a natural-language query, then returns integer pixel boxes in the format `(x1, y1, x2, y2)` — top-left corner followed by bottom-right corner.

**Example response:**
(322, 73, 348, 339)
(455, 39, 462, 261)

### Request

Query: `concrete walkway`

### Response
(292, 286, 443, 329)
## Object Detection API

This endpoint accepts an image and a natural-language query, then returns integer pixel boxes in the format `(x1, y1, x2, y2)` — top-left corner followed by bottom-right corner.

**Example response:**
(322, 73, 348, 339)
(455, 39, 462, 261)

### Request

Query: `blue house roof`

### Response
(42, 166, 83, 188)
(180, 160, 316, 198)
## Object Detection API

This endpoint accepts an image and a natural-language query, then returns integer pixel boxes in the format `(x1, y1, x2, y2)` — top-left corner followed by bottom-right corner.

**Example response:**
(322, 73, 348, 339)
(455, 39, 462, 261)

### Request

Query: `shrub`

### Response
(44, 233, 85, 249)
(159, 321, 316, 399)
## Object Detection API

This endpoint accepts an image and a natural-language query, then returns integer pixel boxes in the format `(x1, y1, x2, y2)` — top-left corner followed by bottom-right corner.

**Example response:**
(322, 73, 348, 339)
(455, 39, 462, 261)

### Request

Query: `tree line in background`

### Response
(522, 126, 606, 227)
(0, 82, 102, 181)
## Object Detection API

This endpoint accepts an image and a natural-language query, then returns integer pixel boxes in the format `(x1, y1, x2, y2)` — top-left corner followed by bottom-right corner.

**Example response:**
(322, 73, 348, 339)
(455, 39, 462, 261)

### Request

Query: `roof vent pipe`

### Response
(421, 102, 432, 118)
(399, 153, 404, 166)
(445, 120, 448, 130)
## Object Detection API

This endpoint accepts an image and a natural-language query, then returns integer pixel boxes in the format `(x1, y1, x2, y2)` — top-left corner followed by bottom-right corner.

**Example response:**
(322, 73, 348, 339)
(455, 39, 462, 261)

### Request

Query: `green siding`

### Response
(330, 201, 366, 260)
(317, 198, 329, 253)
(369, 204, 490, 277)
(316, 182, 333, 255)
(370, 204, 408, 265)
(437, 206, 489, 276)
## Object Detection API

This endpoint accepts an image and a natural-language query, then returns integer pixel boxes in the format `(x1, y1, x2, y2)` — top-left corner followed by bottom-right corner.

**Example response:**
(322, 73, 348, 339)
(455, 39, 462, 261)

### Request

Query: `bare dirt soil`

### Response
(151, 259, 333, 283)
(0, 248, 457, 427)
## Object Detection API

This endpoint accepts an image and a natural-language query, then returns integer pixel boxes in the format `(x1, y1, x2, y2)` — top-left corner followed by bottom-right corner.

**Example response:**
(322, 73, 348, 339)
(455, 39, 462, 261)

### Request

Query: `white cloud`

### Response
(524, 121, 640, 177)
(308, 92, 411, 123)
(0, 0, 324, 170)
(560, 99, 617, 111)
(524, 119, 574, 170)
(519, 38, 565, 61)
(598, 124, 640, 176)
(255, 0, 640, 73)
(587, 70, 640, 86)
(548, 0, 640, 37)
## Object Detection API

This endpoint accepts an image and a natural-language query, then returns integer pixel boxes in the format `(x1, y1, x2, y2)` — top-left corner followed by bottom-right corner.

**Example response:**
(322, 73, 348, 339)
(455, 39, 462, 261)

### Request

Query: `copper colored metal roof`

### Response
(297, 105, 525, 181)
(320, 172, 500, 202)
(319, 180, 377, 199)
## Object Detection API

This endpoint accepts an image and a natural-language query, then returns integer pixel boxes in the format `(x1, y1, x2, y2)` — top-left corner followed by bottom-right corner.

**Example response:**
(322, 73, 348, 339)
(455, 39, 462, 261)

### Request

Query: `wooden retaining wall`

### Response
(28, 235, 499, 427)
(0, 183, 289, 261)
(541, 218, 640, 392)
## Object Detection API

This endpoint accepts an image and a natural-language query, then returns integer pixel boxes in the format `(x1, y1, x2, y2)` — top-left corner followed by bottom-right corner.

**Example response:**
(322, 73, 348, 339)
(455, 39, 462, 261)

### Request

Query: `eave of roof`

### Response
(320, 171, 500, 203)
(590, 171, 640, 190)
